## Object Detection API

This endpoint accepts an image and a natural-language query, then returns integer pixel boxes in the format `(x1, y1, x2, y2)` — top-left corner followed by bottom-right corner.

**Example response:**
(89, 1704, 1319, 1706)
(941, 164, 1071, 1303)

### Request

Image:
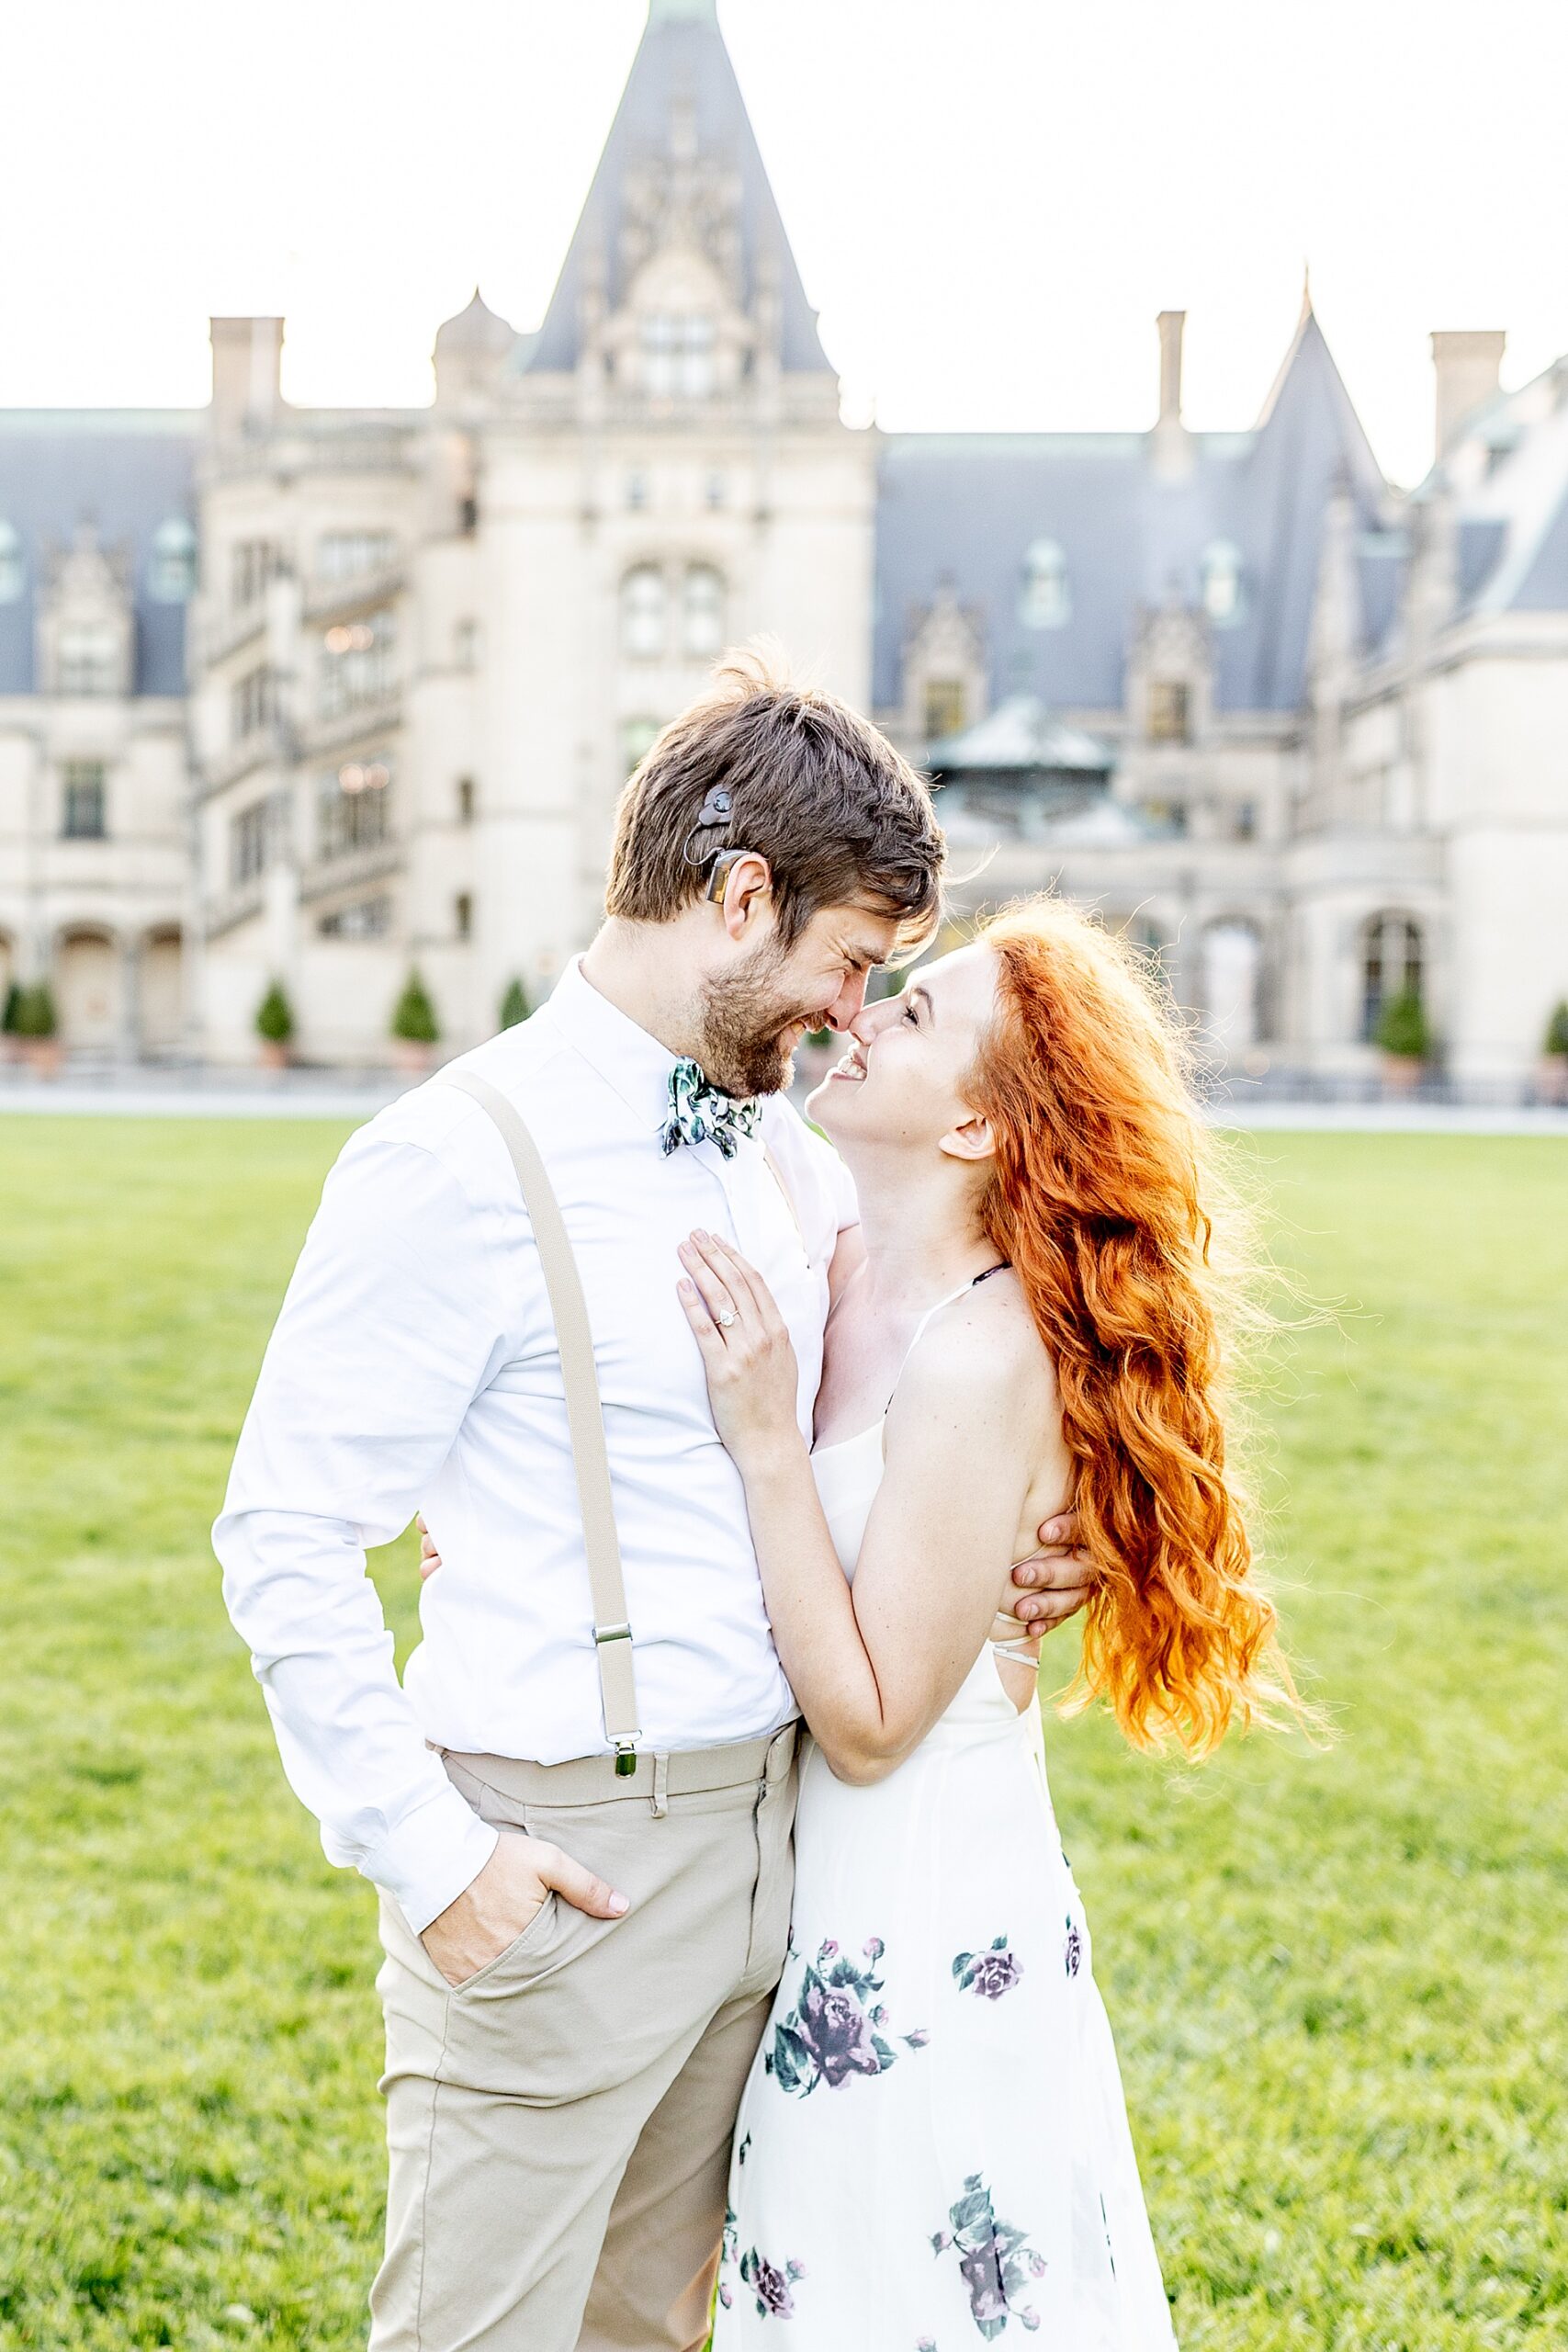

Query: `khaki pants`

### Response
(369, 1729, 797, 2352)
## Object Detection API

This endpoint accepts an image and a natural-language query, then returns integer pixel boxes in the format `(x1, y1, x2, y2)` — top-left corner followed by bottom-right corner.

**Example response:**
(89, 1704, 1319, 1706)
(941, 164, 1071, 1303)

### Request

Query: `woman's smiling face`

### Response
(807, 943, 1001, 1158)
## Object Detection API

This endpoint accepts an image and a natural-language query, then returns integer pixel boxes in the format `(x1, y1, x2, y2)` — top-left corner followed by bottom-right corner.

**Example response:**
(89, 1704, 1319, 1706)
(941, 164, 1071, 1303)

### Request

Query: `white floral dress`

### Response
(712, 1302, 1179, 2349)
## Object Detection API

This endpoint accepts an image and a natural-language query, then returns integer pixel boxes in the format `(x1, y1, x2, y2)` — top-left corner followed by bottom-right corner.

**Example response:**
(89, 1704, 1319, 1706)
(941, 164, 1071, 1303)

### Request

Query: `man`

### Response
(216, 650, 1089, 2352)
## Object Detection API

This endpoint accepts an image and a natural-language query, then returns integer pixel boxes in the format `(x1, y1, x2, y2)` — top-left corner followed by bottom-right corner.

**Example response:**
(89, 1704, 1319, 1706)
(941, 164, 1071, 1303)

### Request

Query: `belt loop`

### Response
(649, 1752, 670, 1820)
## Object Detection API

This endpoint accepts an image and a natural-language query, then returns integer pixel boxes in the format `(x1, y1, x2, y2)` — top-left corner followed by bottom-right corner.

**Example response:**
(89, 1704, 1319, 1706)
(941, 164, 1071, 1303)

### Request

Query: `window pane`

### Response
(1148, 681, 1190, 743)
(622, 718, 663, 775)
(59, 622, 121, 696)
(148, 518, 197, 605)
(62, 762, 107, 839)
(923, 678, 966, 741)
(682, 565, 725, 657)
(1020, 539, 1070, 628)
(316, 757, 393, 861)
(318, 531, 396, 582)
(318, 609, 396, 718)
(621, 567, 667, 659)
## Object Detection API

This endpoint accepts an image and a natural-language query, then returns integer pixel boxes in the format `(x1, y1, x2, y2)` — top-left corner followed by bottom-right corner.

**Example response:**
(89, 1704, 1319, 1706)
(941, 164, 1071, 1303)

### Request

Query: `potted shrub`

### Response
(1, 979, 20, 1064)
(498, 975, 530, 1032)
(391, 969, 440, 1074)
(13, 981, 62, 1077)
(1376, 987, 1428, 1093)
(254, 980, 295, 1071)
(1540, 1000, 1568, 1105)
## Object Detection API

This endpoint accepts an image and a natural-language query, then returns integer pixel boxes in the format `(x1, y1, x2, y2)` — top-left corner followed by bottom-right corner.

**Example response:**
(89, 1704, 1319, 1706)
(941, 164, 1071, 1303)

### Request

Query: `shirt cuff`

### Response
(359, 1780, 501, 1937)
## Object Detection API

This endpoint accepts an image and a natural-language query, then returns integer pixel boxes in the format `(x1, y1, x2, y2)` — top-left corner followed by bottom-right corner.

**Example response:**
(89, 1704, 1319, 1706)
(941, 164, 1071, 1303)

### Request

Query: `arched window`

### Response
(682, 564, 725, 659)
(1019, 537, 1070, 628)
(621, 566, 668, 660)
(1360, 912, 1423, 1040)
(1201, 539, 1245, 627)
(148, 516, 197, 604)
(0, 521, 23, 604)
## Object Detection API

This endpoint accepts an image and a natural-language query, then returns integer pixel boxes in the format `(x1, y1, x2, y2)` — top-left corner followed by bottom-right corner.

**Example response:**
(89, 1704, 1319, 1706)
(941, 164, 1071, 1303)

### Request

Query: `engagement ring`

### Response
(716, 1309, 738, 1328)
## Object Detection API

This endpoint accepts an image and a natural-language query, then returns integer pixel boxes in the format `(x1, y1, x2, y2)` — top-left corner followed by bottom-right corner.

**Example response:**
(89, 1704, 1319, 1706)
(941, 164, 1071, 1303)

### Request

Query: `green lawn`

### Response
(0, 1119, 1563, 2350)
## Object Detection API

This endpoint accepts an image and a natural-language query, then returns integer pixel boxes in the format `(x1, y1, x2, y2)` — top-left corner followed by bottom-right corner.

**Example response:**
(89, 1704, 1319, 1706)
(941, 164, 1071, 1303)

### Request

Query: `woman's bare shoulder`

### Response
(891, 1272, 1057, 1446)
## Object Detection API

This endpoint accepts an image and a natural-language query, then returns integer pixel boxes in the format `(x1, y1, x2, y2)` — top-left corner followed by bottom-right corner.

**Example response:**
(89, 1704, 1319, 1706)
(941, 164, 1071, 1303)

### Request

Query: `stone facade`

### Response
(2, 0, 1564, 1089)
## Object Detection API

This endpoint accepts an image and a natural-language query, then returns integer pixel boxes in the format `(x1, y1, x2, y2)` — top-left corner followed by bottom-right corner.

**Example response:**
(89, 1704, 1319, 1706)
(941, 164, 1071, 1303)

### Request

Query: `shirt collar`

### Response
(545, 956, 684, 1136)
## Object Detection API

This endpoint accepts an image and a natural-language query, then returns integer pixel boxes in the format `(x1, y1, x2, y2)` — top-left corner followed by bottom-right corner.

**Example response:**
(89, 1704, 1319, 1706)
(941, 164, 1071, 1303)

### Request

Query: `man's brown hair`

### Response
(605, 645, 944, 952)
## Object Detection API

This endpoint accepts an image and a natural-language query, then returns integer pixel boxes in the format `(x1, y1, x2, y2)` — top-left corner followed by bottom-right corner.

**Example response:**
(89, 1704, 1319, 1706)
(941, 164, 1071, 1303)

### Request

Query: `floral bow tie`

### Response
(660, 1057, 762, 1160)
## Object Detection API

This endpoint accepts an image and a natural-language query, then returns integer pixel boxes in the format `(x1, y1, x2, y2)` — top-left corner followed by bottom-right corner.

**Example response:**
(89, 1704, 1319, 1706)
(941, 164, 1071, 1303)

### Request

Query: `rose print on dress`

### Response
(1064, 1917, 1083, 1978)
(953, 1936, 1023, 2000)
(717, 2202, 739, 2311)
(765, 1937, 929, 2095)
(931, 2174, 1046, 2339)
(738, 2247, 806, 2319)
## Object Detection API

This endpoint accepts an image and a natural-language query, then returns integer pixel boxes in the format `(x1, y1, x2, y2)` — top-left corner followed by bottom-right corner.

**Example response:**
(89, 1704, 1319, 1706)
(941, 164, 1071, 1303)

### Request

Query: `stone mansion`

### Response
(2, 0, 1565, 1089)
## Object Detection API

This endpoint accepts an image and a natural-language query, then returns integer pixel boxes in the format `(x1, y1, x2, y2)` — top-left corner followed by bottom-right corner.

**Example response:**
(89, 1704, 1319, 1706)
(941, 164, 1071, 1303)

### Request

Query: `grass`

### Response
(0, 1119, 1563, 2350)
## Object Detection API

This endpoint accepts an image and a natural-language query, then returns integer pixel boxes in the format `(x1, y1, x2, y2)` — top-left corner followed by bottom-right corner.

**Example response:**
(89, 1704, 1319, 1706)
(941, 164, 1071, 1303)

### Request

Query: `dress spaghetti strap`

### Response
(885, 1262, 1010, 1412)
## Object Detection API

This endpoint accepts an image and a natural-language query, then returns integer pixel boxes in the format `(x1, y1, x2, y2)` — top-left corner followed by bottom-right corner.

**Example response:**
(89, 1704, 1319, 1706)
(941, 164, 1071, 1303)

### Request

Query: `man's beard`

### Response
(694, 940, 817, 1099)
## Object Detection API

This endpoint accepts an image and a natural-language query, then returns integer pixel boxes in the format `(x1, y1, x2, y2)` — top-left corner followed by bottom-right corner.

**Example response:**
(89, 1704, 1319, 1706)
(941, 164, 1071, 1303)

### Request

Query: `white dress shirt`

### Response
(215, 959, 856, 1934)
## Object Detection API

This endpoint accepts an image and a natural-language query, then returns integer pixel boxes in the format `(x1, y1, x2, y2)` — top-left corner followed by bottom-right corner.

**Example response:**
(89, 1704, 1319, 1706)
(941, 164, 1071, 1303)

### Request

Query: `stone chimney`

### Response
(209, 317, 285, 436)
(1431, 329, 1505, 458)
(1152, 310, 1191, 482)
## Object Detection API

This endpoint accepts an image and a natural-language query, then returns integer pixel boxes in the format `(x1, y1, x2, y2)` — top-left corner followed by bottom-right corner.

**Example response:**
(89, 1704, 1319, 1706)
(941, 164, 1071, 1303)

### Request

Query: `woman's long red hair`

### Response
(969, 899, 1303, 1758)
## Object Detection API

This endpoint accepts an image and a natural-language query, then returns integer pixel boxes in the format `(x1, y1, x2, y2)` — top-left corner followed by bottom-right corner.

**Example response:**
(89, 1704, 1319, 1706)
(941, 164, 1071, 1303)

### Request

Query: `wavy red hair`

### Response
(967, 898, 1303, 1758)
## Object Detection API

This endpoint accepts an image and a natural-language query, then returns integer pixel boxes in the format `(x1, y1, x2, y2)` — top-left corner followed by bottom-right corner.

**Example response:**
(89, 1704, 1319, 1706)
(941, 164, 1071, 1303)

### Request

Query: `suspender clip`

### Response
(615, 1741, 639, 1778)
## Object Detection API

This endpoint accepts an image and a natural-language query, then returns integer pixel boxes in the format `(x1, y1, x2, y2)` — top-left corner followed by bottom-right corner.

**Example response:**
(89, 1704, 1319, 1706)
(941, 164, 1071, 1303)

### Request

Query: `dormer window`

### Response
(1201, 540, 1245, 627)
(0, 522, 23, 604)
(1148, 680, 1190, 744)
(148, 516, 197, 604)
(317, 531, 396, 583)
(1019, 538, 1070, 628)
(58, 620, 123, 697)
(641, 313, 715, 399)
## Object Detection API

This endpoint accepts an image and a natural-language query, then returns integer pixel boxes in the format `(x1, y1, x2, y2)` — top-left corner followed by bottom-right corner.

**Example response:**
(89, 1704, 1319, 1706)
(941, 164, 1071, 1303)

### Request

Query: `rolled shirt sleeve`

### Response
(214, 1125, 513, 1934)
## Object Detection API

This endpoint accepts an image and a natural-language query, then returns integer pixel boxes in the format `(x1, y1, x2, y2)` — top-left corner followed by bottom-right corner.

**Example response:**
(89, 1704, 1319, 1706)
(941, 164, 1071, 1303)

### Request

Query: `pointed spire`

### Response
(1300, 260, 1314, 321)
(525, 0, 829, 379)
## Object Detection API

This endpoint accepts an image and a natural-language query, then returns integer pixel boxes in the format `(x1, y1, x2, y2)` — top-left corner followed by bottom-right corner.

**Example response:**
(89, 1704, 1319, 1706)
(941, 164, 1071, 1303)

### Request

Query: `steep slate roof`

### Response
(1512, 483, 1568, 609)
(874, 304, 1392, 716)
(1444, 364, 1568, 618)
(523, 2, 829, 376)
(0, 411, 198, 695)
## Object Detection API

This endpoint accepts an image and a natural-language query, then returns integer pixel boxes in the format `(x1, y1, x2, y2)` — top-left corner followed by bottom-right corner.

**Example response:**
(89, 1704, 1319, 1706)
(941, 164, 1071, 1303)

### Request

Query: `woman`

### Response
(676, 899, 1302, 2349)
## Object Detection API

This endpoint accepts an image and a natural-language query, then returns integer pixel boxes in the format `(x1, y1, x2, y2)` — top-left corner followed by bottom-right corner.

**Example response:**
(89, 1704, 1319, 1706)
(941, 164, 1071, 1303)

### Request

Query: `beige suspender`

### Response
(441, 1069, 642, 1772)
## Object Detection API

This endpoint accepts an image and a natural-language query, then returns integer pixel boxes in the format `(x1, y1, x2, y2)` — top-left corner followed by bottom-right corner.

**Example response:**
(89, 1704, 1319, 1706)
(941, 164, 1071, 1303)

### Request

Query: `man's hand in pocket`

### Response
(420, 1830, 629, 1987)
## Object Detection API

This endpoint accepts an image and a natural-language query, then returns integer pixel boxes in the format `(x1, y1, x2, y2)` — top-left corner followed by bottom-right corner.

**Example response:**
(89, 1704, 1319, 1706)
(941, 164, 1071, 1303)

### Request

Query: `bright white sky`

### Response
(4, 0, 1565, 488)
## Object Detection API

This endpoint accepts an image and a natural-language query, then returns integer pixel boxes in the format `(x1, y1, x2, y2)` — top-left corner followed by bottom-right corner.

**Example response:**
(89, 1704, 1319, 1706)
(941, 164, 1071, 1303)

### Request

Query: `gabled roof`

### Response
(874, 299, 1393, 716)
(0, 411, 199, 696)
(524, 3, 829, 375)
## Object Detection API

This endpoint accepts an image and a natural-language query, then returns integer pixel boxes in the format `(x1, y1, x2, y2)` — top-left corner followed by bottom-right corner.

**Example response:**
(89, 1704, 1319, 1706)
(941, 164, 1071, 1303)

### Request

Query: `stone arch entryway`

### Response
(55, 926, 120, 1051)
(140, 924, 185, 1057)
(1201, 916, 1264, 1056)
